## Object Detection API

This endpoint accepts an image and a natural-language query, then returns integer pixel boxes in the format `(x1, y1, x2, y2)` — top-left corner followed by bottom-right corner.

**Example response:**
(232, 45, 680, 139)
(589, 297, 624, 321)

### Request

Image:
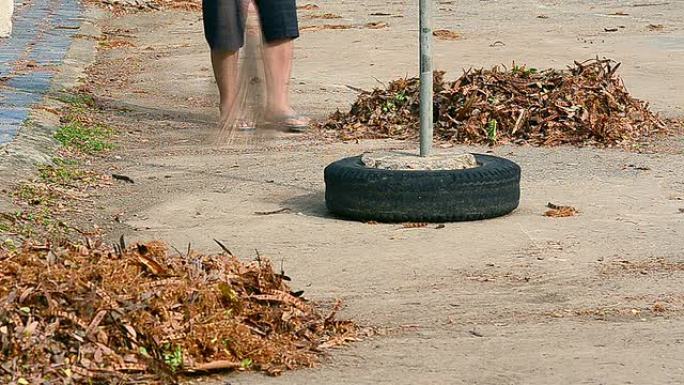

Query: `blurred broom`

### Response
(213, 0, 269, 145)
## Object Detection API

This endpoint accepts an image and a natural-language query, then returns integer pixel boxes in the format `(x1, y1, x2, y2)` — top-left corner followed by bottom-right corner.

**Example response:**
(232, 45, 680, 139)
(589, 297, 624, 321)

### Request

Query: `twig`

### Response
(213, 239, 234, 256)
(184, 360, 242, 372)
(254, 208, 292, 216)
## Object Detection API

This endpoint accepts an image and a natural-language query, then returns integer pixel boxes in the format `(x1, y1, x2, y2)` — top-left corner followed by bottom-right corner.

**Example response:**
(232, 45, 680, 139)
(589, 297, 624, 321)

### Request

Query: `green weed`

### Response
(511, 64, 538, 77)
(162, 345, 183, 372)
(382, 91, 409, 112)
(54, 121, 113, 154)
(382, 100, 396, 113)
(38, 159, 87, 186)
(240, 358, 253, 369)
(1, 238, 17, 252)
(57, 93, 96, 108)
(486, 119, 498, 142)
(15, 184, 54, 206)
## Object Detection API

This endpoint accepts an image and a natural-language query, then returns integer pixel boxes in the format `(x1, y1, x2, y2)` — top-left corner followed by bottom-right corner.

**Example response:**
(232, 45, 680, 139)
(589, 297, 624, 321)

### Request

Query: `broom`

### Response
(213, 0, 269, 145)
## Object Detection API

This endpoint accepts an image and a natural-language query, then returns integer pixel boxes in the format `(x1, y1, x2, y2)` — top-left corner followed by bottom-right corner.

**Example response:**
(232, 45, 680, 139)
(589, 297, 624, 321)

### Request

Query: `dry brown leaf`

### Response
(0, 240, 358, 383)
(185, 360, 242, 372)
(135, 253, 167, 276)
(401, 222, 429, 229)
(433, 29, 461, 40)
(544, 203, 578, 217)
(305, 12, 342, 19)
(297, 3, 319, 10)
(300, 24, 353, 32)
(365, 21, 389, 29)
(319, 58, 665, 148)
(99, 39, 135, 49)
(254, 208, 292, 216)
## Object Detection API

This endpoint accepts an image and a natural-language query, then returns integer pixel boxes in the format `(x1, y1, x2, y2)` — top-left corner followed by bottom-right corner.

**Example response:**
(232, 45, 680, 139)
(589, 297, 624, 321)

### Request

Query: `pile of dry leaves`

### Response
(0, 239, 356, 384)
(320, 58, 666, 147)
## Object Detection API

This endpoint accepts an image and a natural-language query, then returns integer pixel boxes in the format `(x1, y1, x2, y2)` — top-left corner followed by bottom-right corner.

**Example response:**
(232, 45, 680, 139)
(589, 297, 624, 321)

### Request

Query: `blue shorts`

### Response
(202, 0, 300, 52)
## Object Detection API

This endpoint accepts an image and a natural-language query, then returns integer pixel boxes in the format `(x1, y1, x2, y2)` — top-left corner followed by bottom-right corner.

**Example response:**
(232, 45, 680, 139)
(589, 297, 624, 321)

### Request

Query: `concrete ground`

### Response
(16, 0, 684, 384)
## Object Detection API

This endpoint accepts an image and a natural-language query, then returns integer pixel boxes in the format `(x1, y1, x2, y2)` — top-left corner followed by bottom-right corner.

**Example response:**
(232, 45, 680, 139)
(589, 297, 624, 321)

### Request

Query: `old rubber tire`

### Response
(324, 154, 521, 222)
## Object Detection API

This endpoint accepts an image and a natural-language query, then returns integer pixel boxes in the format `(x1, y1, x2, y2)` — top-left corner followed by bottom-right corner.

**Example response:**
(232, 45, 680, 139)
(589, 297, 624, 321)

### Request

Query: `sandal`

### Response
(265, 113, 310, 133)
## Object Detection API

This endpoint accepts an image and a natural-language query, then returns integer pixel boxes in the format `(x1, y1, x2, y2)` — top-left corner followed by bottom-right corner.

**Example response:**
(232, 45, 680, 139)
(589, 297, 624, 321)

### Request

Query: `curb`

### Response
(0, 6, 103, 181)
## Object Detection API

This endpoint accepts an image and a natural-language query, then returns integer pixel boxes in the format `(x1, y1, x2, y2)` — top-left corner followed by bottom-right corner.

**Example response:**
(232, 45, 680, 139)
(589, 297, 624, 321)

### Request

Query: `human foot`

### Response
(264, 110, 310, 133)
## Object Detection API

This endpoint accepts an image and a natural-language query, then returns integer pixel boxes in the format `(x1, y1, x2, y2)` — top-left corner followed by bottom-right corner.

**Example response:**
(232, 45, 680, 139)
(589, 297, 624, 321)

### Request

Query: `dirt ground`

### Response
(67, 0, 684, 384)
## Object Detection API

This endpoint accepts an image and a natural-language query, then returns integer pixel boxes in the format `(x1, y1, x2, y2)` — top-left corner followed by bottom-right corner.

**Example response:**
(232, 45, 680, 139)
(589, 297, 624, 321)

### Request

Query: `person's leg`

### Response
(202, 0, 246, 120)
(211, 50, 239, 121)
(262, 39, 295, 116)
(255, 0, 309, 130)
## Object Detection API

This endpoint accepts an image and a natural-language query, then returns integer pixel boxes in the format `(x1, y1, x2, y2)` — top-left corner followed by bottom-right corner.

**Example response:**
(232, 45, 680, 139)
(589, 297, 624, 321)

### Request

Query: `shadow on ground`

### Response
(97, 98, 215, 125)
(282, 191, 336, 219)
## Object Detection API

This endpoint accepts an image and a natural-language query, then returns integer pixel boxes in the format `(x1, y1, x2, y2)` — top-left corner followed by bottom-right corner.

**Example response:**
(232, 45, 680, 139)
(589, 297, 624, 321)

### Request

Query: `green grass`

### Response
(38, 158, 87, 186)
(15, 184, 54, 206)
(54, 121, 113, 154)
(0, 208, 69, 239)
(54, 90, 115, 154)
(57, 93, 96, 109)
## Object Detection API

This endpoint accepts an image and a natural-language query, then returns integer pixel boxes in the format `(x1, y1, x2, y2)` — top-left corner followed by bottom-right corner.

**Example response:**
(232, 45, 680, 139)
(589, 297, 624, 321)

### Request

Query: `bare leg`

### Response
(210, 50, 239, 121)
(262, 39, 308, 127)
(263, 39, 292, 114)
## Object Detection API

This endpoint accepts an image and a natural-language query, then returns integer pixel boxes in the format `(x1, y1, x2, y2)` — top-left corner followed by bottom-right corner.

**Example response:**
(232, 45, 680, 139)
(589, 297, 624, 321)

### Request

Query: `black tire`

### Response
(324, 154, 521, 222)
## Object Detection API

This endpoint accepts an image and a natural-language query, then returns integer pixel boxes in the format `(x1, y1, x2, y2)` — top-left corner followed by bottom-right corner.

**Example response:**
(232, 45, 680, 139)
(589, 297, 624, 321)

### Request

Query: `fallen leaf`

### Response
(365, 21, 389, 29)
(401, 222, 429, 229)
(300, 24, 352, 32)
(304, 13, 342, 19)
(297, 3, 319, 10)
(433, 29, 461, 40)
(319, 58, 664, 160)
(254, 208, 292, 216)
(544, 203, 578, 217)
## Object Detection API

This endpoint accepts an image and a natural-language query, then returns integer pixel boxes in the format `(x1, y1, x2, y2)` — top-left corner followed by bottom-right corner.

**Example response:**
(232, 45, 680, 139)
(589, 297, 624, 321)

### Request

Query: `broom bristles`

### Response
(212, 1, 269, 146)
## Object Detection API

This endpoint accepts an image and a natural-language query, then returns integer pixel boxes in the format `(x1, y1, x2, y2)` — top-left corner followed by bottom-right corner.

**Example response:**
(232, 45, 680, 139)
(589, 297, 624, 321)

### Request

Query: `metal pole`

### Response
(419, 0, 433, 157)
